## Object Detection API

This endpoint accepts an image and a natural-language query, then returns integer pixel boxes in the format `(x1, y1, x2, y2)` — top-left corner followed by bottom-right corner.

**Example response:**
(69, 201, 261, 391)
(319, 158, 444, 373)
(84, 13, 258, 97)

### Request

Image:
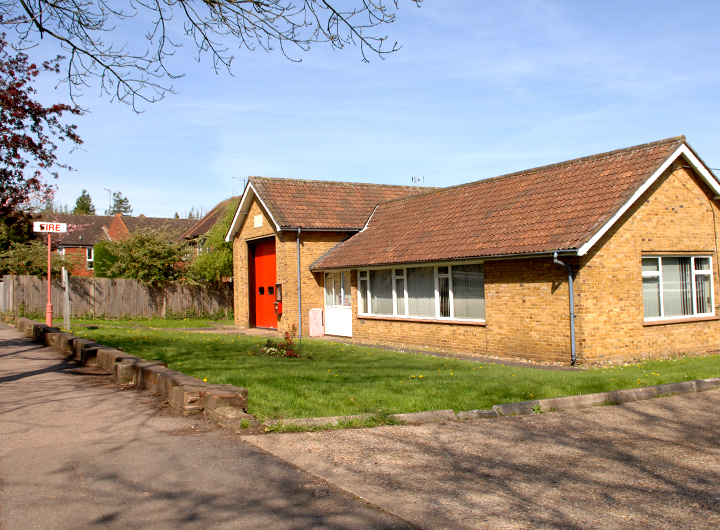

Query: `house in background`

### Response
(180, 197, 239, 254)
(228, 136, 720, 365)
(40, 213, 196, 276)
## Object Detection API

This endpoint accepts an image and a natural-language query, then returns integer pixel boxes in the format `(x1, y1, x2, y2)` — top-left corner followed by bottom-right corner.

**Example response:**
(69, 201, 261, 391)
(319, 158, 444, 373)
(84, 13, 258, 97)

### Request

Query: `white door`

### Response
(324, 271, 352, 337)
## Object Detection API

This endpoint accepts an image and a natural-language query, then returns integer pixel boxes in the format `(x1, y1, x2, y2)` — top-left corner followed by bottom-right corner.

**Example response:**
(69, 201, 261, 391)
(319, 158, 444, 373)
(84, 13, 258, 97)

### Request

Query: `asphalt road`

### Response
(0, 324, 417, 530)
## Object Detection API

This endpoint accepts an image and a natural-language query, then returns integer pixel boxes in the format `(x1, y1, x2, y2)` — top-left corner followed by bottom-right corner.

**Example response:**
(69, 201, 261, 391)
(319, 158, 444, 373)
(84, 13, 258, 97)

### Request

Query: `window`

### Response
(86, 247, 94, 270)
(358, 263, 485, 321)
(642, 256, 714, 320)
(325, 271, 351, 308)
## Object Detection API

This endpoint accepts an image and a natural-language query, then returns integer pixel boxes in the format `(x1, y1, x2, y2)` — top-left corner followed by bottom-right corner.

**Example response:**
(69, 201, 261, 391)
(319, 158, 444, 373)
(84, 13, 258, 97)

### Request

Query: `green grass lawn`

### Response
(67, 325, 720, 420)
(55, 317, 235, 329)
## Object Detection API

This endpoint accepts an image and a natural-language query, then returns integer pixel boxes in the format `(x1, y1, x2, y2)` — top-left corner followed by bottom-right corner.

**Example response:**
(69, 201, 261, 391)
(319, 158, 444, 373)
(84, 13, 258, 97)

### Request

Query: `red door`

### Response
(253, 239, 277, 329)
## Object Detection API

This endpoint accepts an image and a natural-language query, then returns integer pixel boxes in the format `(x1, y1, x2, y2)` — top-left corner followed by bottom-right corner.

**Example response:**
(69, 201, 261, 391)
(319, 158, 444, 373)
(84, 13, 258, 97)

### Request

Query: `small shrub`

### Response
(254, 326, 305, 358)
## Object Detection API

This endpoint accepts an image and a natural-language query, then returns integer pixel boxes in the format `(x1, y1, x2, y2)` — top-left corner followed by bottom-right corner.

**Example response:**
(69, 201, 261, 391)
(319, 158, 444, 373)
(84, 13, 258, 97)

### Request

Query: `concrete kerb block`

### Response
(606, 386, 659, 404)
(652, 381, 697, 396)
(263, 414, 374, 430)
(390, 409, 458, 423)
(696, 377, 720, 391)
(169, 385, 206, 415)
(457, 409, 498, 420)
(535, 392, 610, 413)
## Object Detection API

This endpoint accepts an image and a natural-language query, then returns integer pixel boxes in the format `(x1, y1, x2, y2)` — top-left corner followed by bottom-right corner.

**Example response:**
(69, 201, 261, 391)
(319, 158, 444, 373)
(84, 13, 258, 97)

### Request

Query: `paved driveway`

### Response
(0, 324, 415, 530)
(248, 384, 720, 529)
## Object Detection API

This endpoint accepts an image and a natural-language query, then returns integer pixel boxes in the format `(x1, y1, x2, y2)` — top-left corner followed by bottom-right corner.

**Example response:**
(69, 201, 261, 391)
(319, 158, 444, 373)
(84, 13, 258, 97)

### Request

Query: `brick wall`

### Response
(62, 247, 93, 277)
(576, 166, 720, 362)
(348, 258, 572, 363)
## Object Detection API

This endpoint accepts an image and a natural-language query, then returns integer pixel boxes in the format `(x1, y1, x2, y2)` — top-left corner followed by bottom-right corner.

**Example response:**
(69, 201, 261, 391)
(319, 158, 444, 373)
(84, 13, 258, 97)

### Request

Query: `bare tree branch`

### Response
(0, 0, 421, 110)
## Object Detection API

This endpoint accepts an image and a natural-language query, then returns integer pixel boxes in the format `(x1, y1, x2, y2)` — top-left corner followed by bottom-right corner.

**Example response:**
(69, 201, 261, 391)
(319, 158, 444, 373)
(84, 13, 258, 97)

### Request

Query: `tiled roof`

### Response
(181, 198, 238, 240)
(38, 214, 113, 246)
(122, 216, 196, 235)
(249, 177, 435, 230)
(312, 136, 690, 269)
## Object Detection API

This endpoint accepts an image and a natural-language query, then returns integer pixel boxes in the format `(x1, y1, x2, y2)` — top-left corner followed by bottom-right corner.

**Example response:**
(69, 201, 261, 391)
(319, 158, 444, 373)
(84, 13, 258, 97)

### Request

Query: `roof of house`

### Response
(37, 214, 114, 246)
(181, 198, 238, 240)
(226, 177, 436, 239)
(312, 136, 720, 269)
(120, 215, 196, 235)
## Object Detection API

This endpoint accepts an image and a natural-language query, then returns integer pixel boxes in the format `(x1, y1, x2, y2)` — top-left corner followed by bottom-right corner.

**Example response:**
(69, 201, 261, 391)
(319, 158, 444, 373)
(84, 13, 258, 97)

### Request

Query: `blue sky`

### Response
(27, 0, 720, 218)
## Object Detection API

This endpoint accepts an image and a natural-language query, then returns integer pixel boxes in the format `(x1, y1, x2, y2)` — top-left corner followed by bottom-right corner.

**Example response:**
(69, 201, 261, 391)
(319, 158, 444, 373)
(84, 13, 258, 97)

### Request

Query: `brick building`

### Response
(228, 137, 720, 364)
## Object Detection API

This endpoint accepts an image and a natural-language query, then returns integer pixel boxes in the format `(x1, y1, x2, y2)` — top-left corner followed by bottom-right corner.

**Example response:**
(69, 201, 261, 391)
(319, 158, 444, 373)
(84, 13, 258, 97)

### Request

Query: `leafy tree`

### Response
(0, 33, 83, 229)
(0, 238, 74, 276)
(73, 189, 96, 214)
(103, 228, 190, 286)
(92, 240, 118, 278)
(106, 191, 132, 216)
(0, 1, 420, 108)
(187, 198, 239, 282)
(174, 212, 180, 219)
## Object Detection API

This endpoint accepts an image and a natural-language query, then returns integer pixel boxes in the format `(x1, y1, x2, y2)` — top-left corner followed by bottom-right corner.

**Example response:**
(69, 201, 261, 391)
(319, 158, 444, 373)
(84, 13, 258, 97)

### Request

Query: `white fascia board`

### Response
(224, 183, 282, 242)
(577, 144, 720, 256)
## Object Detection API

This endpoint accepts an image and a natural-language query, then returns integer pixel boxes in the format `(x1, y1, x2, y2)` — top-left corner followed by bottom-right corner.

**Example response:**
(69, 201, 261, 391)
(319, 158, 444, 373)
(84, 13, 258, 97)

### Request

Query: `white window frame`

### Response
(86, 247, 94, 271)
(642, 255, 714, 321)
(357, 261, 485, 322)
(325, 271, 351, 308)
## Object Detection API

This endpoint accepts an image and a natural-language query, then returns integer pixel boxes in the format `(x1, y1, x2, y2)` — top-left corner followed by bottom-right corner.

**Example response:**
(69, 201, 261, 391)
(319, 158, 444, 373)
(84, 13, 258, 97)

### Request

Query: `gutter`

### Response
(553, 252, 577, 365)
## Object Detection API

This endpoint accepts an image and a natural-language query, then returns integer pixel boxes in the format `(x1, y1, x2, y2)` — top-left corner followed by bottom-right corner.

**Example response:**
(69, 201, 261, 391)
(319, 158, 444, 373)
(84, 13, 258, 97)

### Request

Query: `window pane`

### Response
(359, 270, 367, 278)
(696, 274, 712, 314)
(437, 266, 448, 275)
(359, 279, 367, 313)
(452, 264, 485, 319)
(662, 257, 692, 317)
(695, 257, 710, 271)
(333, 273, 341, 306)
(370, 269, 393, 315)
(407, 267, 435, 317)
(643, 277, 661, 318)
(438, 277, 450, 317)
(343, 272, 351, 307)
(394, 269, 404, 277)
(642, 257, 659, 272)
(325, 273, 333, 306)
(396, 278, 405, 315)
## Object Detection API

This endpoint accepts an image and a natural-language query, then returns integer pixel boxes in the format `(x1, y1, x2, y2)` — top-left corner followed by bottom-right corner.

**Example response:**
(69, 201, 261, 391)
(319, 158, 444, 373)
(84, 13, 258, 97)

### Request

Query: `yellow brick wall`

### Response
(576, 166, 720, 362)
(348, 258, 572, 363)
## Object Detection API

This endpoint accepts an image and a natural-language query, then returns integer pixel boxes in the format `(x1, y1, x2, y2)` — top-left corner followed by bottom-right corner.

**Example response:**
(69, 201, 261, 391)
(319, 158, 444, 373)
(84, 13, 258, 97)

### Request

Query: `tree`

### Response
(0, 238, 74, 276)
(0, 33, 82, 227)
(187, 198, 239, 282)
(0, 1, 421, 108)
(106, 191, 132, 215)
(91, 240, 118, 278)
(73, 189, 95, 214)
(103, 227, 190, 286)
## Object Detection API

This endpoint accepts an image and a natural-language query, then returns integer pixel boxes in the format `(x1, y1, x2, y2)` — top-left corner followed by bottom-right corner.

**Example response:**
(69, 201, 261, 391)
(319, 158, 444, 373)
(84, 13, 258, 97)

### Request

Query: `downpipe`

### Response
(297, 228, 302, 341)
(553, 252, 576, 366)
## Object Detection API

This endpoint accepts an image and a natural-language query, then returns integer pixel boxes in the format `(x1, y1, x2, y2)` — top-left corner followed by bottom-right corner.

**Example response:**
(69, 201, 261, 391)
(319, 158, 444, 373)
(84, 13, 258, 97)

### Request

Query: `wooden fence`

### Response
(0, 275, 233, 318)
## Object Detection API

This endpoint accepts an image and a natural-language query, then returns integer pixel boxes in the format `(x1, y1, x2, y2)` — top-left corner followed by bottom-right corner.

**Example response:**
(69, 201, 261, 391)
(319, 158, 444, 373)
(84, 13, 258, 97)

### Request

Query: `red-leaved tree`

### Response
(0, 33, 82, 222)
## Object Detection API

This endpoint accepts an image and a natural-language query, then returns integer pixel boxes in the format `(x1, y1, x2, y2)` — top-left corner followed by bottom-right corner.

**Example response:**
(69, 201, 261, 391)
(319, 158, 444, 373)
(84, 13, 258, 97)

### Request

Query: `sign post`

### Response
(33, 222, 68, 326)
